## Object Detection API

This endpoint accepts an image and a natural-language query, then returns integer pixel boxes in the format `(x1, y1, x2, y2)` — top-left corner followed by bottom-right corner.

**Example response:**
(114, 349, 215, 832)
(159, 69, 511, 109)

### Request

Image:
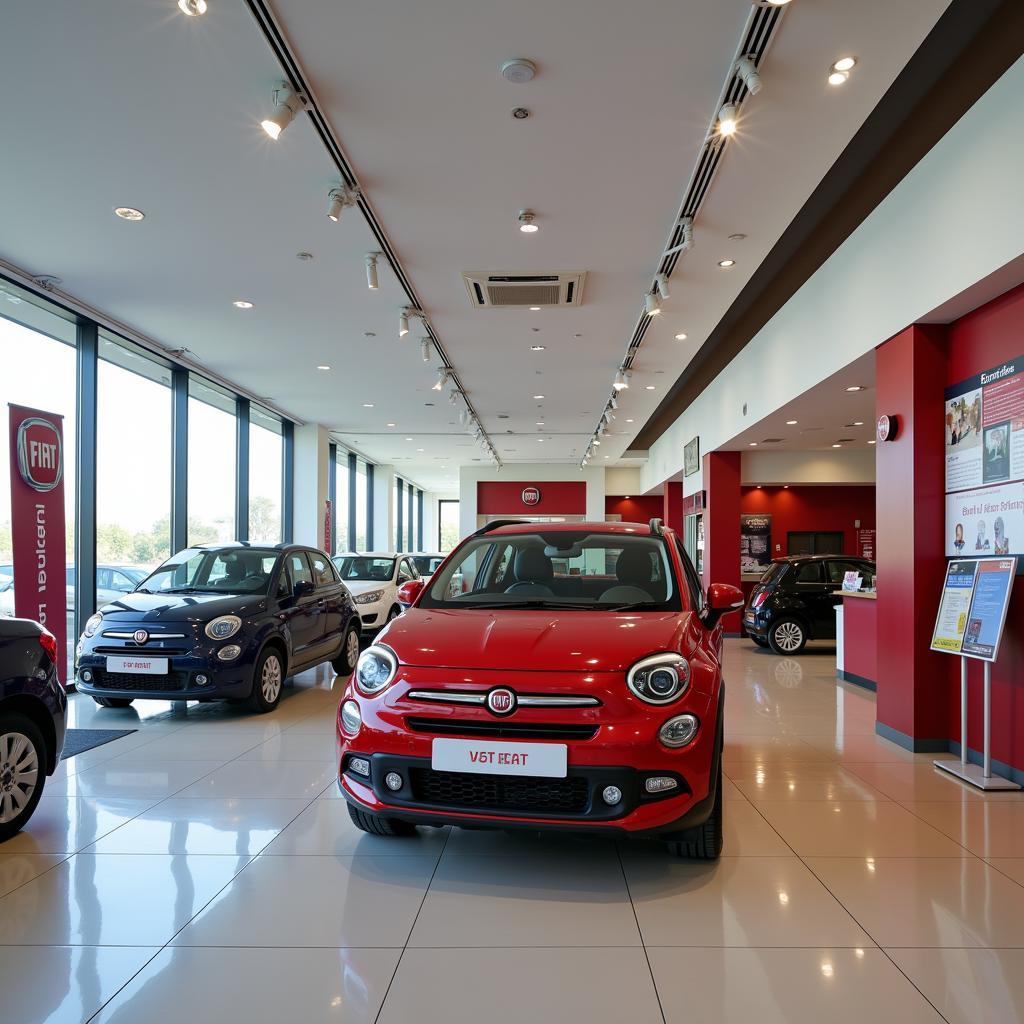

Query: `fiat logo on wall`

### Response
(521, 486, 541, 507)
(16, 418, 63, 492)
(487, 687, 517, 716)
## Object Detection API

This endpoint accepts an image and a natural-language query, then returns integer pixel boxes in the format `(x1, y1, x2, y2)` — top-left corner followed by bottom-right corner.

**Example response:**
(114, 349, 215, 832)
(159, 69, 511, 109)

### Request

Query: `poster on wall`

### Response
(930, 557, 1016, 662)
(740, 514, 772, 575)
(684, 437, 700, 477)
(945, 356, 1024, 561)
(857, 528, 876, 560)
(7, 404, 67, 682)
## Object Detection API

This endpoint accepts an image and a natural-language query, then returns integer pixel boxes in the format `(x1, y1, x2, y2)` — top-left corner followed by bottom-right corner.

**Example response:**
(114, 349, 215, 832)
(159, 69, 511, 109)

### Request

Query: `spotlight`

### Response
(177, 0, 207, 14)
(717, 102, 739, 137)
(828, 56, 857, 86)
(718, 259, 736, 268)
(518, 209, 539, 233)
(432, 368, 448, 391)
(655, 273, 671, 300)
(448, 388, 459, 406)
(459, 408, 469, 426)
(833, 56, 857, 72)
(327, 184, 360, 222)
(399, 310, 410, 337)
(261, 82, 304, 141)
(613, 369, 630, 391)
(645, 293, 661, 317)
(365, 253, 380, 289)
(735, 56, 762, 95)
(114, 206, 145, 221)
(610, 394, 619, 410)
(420, 338, 431, 362)
(593, 437, 601, 446)
(662, 216, 694, 259)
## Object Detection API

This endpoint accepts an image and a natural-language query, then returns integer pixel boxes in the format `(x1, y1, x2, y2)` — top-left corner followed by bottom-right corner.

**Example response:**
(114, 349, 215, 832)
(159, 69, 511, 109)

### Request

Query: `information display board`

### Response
(931, 557, 1016, 662)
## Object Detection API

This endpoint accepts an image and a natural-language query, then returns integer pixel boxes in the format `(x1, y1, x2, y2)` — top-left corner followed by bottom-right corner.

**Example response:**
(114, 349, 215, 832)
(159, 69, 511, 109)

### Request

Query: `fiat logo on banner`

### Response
(487, 687, 517, 716)
(521, 486, 541, 507)
(16, 418, 63, 492)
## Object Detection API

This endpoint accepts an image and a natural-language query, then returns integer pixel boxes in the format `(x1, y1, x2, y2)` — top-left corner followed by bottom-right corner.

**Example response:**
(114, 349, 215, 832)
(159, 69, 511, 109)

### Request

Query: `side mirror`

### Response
(397, 579, 425, 607)
(702, 582, 745, 628)
(293, 579, 315, 599)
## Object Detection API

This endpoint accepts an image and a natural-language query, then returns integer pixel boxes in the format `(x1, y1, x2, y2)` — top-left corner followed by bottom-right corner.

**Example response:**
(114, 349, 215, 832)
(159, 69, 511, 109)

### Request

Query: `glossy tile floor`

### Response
(3, 641, 1024, 1022)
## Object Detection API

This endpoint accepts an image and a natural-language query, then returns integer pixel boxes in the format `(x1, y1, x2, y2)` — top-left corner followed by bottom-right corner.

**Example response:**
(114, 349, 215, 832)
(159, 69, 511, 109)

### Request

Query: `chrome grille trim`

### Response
(101, 630, 188, 640)
(405, 689, 600, 708)
(407, 690, 486, 705)
(518, 695, 601, 707)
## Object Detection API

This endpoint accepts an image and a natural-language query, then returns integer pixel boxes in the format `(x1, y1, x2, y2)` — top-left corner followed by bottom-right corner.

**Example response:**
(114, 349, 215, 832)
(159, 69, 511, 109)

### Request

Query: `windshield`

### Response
(333, 556, 396, 582)
(420, 531, 681, 611)
(140, 548, 280, 595)
(411, 556, 443, 576)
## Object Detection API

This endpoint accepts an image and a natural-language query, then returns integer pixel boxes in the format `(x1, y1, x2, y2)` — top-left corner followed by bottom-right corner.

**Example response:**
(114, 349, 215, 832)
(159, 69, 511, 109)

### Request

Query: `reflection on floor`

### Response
(1, 641, 1023, 1022)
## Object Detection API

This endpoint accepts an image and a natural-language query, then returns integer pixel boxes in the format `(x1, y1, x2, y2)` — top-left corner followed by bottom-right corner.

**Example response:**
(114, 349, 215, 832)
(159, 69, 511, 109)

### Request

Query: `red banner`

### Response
(8, 404, 67, 682)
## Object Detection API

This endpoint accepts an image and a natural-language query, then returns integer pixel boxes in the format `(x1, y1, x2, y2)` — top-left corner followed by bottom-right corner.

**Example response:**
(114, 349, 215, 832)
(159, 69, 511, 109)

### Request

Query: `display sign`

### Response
(930, 557, 1016, 662)
(740, 514, 772, 574)
(945, 356, 1024, 560)
(323, 499, 332, 553)
(842, 571, 863, 592)
(7, 404, 67, 682)
(857, 528, 876, 560)
(684, 436, 700, 477)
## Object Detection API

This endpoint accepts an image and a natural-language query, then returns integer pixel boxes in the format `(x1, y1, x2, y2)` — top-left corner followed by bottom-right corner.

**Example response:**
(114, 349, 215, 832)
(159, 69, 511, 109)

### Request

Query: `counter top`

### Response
(841, 590, 877, 600)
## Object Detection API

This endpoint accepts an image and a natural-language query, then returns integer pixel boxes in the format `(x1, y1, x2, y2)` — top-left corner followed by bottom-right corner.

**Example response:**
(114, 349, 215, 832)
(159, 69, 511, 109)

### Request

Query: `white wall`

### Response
(642, 57, 1024, 496)
(605, 466, 659, 496)
(293, 422, 331, 549)
(741, 450, 876, 486)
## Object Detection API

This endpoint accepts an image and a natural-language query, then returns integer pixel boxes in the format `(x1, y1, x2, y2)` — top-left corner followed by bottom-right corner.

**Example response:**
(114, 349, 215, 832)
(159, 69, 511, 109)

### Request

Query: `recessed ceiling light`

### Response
(833, 56, 857, 73)
(316, 365, 331, 371)
(832, 443, 842, 448)
(537, 438, 545, 442)
(362, 403, 374, 408)
(405, 437, 413, 441)
(533, 394, 544, 400)
(786, 419, 798, 425)
(645, 385, 656, 390)
(853, 420, 864, 426)
(387, 422, 396, 427)
(177, 0, 207, 14)
(748, 442, 758, 447)
(868, 440, 876, 445)
(233, 300, 253, 309)
(114, 207, 145, 221)
(675, 333, 688, 341)
(530, 345, 545, 351)
(529, 306, 541, 311)
(626, 418, 634, 423)
(536, 421, 545, 426)
(416, 448, 425, 452)
(718, 258, 736, 268)
(844, 385, 864, 392)
(828, 70, 849, 86)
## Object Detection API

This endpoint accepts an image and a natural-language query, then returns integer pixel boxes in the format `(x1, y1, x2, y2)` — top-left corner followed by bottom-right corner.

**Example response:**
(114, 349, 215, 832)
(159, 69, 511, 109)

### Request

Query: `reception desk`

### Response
(835, 591, 878, 690)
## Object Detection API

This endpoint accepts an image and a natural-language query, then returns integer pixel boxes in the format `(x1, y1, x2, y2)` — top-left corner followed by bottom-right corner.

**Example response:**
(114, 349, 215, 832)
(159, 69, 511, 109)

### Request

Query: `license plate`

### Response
(431, 738, 567, 779)
(106, 655, 168, 674)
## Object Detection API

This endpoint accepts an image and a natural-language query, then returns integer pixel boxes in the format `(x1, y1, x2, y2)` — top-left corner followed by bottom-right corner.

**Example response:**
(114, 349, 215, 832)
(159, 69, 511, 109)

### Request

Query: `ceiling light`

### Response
(868, 440, 876, 445)
(177, 0, 207, 15)
(645, 385, 655, 390)
(853, 420, 864, 426)
(834, 56, 857, 73)
(735, 56, 762, 95)
(420, 338, 431, 362)
(261, 82, 303, 140)
(405, 437, 413, 442)
(645, 293, 661, 317)
(501, 58, 537, 84)
(362, 403, 374, 408)
(432, 368, 448, 391)
(533, 394, 545, 400)
(327, 184, 360, 222)
(387, 422, 396, 427)
(518, 209, 539, 233)
(365, 253, 380, 289)
(626, 418, 634, 423)
(828, 70, 849, 86)
(675, 333, 687, 341)
(610, 394, 619, 410)
(232, 300, 253, 309)
(114, 207, 145, 221)
(537, 438, 545, 442)
(613, 369, 630, 391)
(748, 442, 758, 447)
(654, 274, 671, 300)
(844, 385, 864, 392)
(316, 364, 331, 371)
(416, 448, 425, 453)
(832, 443, 842, 448)
(786, 419, 797, 425)
(448, 389, 460, 406)
(718, 258, 736, 268)
(536, 421, 545, 426)
(399, 310, 410, 337)
(593, 438, 601, 446)
(530, 345, 545, 351)
(717, 102, 739, 137)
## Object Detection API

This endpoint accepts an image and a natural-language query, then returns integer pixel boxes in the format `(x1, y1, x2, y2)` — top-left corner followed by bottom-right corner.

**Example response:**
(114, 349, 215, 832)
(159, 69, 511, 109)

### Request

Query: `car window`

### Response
(335, 557, 396, 582)
(308, 552, 335, 588)
(826, 560, 869, 584)
(287, 552, 314, 589)
(275, 567, 291, 599)
(397, 558, 418, 582)
(675, 538, 705, 613)
(794, 561, 824, 584)
(140, 547, 279, 594)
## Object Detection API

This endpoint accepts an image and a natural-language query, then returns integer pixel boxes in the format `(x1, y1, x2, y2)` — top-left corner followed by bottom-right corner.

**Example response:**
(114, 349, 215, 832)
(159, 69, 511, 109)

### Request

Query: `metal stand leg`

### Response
(961, 657, 968, 770)
(984, 661, 992, 779)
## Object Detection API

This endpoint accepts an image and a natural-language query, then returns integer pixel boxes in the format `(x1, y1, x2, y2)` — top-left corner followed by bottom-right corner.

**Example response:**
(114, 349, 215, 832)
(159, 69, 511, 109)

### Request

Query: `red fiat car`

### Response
(335, 519, 743, 858)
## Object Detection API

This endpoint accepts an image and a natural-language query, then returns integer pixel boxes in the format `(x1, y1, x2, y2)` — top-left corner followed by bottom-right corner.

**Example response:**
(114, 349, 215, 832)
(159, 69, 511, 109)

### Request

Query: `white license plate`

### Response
(431, 738, 567, 779)
(106, 655, 168, 674)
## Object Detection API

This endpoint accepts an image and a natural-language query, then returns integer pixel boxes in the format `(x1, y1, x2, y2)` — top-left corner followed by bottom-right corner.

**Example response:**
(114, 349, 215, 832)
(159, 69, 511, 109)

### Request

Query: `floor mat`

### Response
(60, 728, 137, 760)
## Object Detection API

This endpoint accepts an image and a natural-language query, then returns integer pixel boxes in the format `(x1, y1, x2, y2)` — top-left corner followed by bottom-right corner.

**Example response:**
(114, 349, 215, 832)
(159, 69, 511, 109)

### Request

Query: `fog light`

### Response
(195, 673, 209, 686)
(340, 700, 362, 735)
(659, 714, 699, 748)
(385, 771, 403, 792)
(645, 776, 679, 794)
(348, 756, 370, 777)
(602, 785, 623, 805)
(80, 669, 93, 682)
(217, 644, 242, 662)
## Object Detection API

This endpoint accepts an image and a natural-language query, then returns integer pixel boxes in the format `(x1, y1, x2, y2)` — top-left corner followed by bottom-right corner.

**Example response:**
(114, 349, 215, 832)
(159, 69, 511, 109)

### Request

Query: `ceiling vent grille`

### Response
(463, 271, 587, 308)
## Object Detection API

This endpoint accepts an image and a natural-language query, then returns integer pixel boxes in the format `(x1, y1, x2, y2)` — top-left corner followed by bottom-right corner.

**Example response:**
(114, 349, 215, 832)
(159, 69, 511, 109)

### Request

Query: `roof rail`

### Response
(473, 519, 530, 536)
(649, 517, 664, 536)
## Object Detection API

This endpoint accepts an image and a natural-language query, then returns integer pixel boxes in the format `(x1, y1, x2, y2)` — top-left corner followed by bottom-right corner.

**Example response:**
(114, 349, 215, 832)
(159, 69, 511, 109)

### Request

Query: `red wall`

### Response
(605, 495, 663, 522)
(703, 451, 743, 631)
(476, 481, 585, 515)
(945, 283, 1024, 772)
(739, 485, 876, 558)
(663, 482, 684, 533)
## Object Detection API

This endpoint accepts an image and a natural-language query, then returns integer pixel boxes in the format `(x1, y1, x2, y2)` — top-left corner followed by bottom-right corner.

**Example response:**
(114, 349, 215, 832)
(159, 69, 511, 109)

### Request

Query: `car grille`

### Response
(409, 767, 589, 815)
(405, 717, 597, 741)
(93, 645, 191, 657)
(92, 669, 187, 692)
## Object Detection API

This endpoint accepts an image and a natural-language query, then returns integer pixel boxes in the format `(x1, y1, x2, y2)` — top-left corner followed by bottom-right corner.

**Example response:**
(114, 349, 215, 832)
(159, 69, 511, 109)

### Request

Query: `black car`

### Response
(0, 618, 67, 841)
(744, 554, 875, 654)
(76, 543, 361, 713)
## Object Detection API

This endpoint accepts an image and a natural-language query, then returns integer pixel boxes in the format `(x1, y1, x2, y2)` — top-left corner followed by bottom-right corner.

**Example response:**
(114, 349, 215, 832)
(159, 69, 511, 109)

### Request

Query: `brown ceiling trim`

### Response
(634, 0, 1024, 451)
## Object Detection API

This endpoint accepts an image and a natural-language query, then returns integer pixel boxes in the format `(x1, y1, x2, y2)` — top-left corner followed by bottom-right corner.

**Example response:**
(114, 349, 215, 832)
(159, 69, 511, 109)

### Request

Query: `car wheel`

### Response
(386, 605, 401, 623)
(668, 751, 723, 861)
(92, 696, 135, 709)
(248, 647, 285, 713)
(0, 713, 47, 843)
(347, 802, 417, 837)
(768, 618, 807, 655)
(332, 626, 361, 676)
(750, 636, 769, 649)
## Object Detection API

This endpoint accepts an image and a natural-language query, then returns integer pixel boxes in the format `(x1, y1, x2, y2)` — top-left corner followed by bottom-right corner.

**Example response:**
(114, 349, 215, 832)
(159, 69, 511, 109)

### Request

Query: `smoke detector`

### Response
(500, 59, 537, 84)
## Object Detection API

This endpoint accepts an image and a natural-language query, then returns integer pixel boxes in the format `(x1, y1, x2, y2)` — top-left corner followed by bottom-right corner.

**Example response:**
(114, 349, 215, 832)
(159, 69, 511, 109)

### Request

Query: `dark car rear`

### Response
(744, 555, 875, 654)
(0, 618, 67, 841)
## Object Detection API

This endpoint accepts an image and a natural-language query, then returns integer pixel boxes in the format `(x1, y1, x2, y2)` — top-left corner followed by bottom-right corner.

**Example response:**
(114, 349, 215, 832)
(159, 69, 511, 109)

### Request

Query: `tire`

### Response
(768, 617, 807, 655)
(92, 696, 135, 709)
(0, 713, 48, 843)
(750, 636, 769, 649)
(332, 626, 361, 675)
(668, 751, 723, 860)
(248, 646, 285, 713)
(386, 606, 401, 624)
(347, 801, 417, 837)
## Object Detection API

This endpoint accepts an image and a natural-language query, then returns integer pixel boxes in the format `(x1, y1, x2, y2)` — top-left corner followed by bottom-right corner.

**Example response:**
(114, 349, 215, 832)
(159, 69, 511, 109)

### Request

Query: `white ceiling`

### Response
(0, 0, 950, 492)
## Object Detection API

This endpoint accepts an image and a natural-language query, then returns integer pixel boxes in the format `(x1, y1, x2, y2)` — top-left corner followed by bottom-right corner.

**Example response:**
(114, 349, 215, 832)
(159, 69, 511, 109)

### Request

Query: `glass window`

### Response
(355, 459, 368, 550)
(334, 555, 395, 582)
(439, 499, 459, 551)
(0, 284, 77, 677)
(308, 551, 334, 588)
(249, 406, 283, 543)
(394, 478, 403, 550)
(285, 551, 313, 589)
(141, 546, 278, 595)
(97, 334, 173, 598)
(411, 555, 444, 576)
(794, 561, 824, 584)
(335, 452, 350, 553)
(188, 378, 236, 544)
(826, 559, 870, 584)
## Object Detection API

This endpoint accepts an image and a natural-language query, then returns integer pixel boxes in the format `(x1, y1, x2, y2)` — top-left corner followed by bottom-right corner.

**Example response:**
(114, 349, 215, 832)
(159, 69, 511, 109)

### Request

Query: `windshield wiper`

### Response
(456, 600, 588, 611)
(602, 601, 664, 612)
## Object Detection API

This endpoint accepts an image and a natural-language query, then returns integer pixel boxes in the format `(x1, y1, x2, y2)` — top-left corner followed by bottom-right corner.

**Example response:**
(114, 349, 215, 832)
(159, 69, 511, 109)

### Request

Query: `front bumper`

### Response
(354, 599, 387, 630)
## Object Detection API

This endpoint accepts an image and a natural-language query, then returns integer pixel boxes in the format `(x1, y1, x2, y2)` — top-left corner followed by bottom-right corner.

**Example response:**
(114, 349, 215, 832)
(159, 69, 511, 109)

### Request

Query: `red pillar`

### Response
(663, 481, 683, 533)
(875, 324, 950, 748)
(702, 451, 742, 632)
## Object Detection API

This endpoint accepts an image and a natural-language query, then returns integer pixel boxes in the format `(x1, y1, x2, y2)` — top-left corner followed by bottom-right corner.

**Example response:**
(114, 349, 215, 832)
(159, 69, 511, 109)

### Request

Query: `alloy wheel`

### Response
(773, 622, 804, 653)
(345, 629, 360, 666)
(261, 655, 283, 704)
(0, 731, 39, 825)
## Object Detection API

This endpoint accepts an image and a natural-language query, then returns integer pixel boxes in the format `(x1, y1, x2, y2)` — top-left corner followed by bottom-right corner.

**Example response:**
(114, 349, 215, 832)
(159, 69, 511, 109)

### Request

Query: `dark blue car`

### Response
(76, 543, 360, 714)
(1, 618, 67, 841)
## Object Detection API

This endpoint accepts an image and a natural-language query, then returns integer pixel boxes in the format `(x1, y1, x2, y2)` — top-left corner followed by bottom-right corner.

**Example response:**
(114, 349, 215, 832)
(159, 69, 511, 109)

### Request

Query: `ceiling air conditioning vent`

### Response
(760, 438, 784, 444)
(463, 271, 587, 308)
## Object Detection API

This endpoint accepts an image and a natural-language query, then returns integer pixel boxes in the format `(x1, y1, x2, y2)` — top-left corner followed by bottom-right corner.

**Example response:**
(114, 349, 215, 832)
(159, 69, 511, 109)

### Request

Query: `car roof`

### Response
(775, 554, 873, 563)
(482, 520, 668, 537)
(333, 551, 400, 559)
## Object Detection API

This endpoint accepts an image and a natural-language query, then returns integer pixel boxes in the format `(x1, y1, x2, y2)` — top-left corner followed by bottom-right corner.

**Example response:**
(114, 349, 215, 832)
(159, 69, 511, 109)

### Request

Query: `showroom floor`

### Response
(1, 643, 1023, 1023)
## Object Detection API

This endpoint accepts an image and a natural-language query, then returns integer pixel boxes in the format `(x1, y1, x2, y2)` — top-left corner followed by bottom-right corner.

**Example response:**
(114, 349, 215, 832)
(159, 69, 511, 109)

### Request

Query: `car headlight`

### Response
(354, 590, 385, 605)
(84, 613, 103, 638)
(627, 652, 690, 705)
(205, 615, 242, 640)
(355, 644, 397, 695)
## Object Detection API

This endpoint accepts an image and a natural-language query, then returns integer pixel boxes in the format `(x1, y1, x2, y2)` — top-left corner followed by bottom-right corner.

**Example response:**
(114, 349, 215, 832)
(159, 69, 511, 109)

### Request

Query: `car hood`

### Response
(382, 608, 698, 673)
(344, 580, 391, 598)
(97, 591, 265, 623)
